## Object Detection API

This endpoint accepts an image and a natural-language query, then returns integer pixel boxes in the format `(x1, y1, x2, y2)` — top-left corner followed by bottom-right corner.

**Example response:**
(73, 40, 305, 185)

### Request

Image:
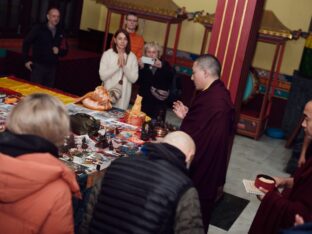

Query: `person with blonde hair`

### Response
(137, 41, 174, 120)
(5, 93, 70, 147)
(0, 93, 80, 234)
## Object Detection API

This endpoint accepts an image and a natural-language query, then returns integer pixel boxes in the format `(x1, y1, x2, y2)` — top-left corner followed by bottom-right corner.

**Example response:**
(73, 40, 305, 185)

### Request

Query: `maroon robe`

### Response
(180, 79, 235, 230)
(249, 158, 312, 234)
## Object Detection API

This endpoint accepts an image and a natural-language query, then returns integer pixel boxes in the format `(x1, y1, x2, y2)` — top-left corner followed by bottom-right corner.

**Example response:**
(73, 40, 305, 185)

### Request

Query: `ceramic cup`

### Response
(255, 174, 276, 191)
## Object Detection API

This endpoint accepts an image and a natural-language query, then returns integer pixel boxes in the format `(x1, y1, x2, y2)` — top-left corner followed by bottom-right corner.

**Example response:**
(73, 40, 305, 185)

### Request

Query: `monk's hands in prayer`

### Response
(117, 52, 126, 68)
(173, 101, 188, 119)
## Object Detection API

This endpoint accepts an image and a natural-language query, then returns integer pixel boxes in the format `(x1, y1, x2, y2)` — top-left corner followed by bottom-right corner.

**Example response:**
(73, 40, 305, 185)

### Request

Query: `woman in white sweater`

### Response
(99, 29, 138, 110)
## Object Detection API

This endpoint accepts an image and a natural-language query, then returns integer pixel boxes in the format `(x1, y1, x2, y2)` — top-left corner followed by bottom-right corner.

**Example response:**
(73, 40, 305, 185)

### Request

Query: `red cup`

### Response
(255, 174, 276, 191)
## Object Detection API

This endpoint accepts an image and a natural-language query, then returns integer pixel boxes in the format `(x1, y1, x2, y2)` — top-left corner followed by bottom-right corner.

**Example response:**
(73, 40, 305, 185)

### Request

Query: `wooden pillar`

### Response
(119, 14, 125, 28)
(208, 0, 265, 109)
(266, 43, 286, 117)
(208, 0, 265, 168)
(172, 22, 182, 65)
(103, 9, 112, 52)
(201, 28, 209, 54)
(163, 23, 171, 59)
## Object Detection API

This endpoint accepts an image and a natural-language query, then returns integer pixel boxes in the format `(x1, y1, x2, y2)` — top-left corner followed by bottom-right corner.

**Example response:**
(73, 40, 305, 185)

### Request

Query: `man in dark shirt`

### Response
(23, 7, 67, 87)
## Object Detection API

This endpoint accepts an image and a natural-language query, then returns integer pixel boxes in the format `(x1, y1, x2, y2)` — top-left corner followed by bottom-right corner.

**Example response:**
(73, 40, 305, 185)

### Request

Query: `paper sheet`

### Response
(242, 179, 264, 195)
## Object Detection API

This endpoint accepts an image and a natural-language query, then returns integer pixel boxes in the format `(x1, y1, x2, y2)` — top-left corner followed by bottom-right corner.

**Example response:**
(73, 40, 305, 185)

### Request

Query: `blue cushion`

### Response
(266, 128, 285, 139)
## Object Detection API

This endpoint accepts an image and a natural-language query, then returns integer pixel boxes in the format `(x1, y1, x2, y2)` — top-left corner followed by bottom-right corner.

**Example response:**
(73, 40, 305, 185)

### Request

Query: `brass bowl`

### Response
(154, 126, 168, 138)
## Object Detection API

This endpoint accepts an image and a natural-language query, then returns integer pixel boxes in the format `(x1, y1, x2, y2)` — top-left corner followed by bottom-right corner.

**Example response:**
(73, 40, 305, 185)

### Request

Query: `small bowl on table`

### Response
(255, 174, 276, 191)
(154, 126, 168, 138)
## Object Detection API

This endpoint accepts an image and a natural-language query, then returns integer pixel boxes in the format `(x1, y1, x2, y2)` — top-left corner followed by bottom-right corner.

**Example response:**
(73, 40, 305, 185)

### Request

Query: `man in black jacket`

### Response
(22, 7, 67, 87)
(79, 131, 204, 234)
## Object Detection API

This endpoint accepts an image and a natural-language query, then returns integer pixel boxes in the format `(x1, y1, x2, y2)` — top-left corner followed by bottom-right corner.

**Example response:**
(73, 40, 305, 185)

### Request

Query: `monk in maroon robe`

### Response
(173, 54, 235, 232)
(249, 100, 312, 234)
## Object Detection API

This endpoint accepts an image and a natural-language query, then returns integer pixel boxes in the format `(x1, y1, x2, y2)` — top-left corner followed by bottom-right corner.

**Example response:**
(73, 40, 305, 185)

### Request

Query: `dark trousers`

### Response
(31, 63, 56, 88)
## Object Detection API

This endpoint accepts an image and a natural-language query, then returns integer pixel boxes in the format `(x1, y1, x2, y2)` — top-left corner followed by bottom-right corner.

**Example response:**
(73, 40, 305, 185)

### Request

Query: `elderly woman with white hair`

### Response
(0, 93, 80, 234)
(137, 41, 174, 120)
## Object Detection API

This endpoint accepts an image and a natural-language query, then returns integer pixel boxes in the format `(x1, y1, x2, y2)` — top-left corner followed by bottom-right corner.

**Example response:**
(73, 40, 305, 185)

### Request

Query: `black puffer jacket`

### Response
(79, 143, 204, 234)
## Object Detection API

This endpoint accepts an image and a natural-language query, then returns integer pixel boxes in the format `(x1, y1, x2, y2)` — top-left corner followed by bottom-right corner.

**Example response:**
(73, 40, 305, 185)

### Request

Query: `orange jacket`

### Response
(129, 32, 144, 59)
(0, 153, 81, 234)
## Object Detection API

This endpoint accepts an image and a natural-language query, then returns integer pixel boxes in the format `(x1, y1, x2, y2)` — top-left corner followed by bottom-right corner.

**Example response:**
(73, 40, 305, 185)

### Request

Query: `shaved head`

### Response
(302, 100, 312, 138)
(46, 8, 60, 28)
(305, 100, 312, 110)
(163, 131, 196, 164)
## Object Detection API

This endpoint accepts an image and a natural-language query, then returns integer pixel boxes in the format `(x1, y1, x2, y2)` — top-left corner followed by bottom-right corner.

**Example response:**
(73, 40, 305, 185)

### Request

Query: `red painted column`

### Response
(163, 23, 171, 60)
(208, 0, 265, 166)
(208, 0, 265, 109)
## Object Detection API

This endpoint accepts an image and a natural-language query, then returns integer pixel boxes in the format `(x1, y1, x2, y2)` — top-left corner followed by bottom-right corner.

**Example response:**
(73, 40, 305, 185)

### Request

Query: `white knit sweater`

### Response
(99, 48, 138, 110)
